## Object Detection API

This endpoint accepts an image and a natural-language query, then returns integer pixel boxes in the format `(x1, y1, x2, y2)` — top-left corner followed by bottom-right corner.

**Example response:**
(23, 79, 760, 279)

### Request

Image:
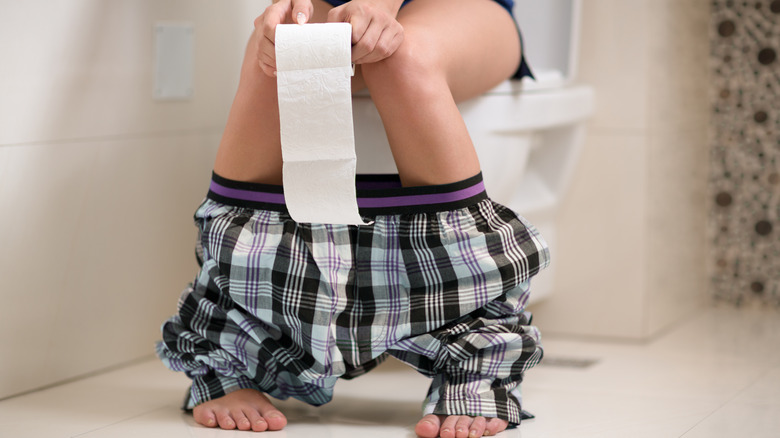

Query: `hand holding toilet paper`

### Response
(275, 23, 370, 225)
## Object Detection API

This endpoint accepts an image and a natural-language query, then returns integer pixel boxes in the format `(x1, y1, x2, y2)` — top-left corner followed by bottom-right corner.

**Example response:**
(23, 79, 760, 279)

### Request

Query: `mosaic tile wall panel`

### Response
(711, 0, 780, 306)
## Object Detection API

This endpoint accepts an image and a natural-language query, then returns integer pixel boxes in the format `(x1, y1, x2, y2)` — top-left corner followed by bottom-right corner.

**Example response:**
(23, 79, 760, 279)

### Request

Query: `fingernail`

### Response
(296, 12, 306, 25)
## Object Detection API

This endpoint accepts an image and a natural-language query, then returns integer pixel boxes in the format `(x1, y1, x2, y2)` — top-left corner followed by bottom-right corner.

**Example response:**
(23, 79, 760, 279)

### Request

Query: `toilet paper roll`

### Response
(275, 23, 369, 225)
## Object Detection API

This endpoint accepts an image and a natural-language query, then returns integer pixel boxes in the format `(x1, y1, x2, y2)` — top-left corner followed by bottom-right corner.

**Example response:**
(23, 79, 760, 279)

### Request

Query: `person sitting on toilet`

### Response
(156, 0, 548, 437)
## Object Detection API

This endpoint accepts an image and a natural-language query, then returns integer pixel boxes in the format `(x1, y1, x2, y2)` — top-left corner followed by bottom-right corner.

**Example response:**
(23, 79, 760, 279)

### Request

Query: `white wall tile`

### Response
(0, 0, 262, 146)
(529, 133, 648, 339)
(0, 0, 265, 398)
(43, 134, 220, 383)
(644, 128, 709, 335)
(0, 134, 219, 398)
(534, 0, 710, 340)
(0, 143, 100, 397)
(645, 0, 712, 133)
(576, 0, 650, 132)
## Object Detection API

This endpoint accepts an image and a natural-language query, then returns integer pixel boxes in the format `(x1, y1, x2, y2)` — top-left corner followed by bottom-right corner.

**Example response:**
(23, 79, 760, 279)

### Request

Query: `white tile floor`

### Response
(1, 305, 778, 438)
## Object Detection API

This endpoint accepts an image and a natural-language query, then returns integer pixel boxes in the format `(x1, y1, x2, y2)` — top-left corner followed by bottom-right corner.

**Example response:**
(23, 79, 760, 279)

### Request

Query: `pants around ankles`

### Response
(157, 172, 549, 425)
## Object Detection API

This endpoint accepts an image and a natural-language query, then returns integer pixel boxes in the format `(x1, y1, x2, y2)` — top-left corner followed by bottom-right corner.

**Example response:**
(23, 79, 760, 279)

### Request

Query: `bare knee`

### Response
(360, 32, 447, 95)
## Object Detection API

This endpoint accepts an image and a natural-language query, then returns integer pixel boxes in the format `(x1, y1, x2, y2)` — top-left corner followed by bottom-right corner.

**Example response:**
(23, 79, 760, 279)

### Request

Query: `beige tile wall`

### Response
(0, 0, 714, 399)
(528, 0, 711, 340)
(0, 1, 265, 399)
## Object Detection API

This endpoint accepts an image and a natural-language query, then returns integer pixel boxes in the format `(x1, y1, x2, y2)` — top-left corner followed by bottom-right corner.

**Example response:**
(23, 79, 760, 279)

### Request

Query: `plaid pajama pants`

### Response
(157, 171, 549, 425)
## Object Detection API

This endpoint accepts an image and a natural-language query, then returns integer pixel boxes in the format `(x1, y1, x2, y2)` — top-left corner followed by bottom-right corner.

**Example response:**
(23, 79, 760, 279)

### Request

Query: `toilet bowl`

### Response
(353, 0, 594, 303)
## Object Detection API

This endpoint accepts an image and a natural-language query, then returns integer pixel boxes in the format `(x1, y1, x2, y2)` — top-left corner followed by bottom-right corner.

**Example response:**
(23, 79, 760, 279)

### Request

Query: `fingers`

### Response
(291, 0, 314, 24)
(253, 0, 314, 77)
(352, 18, 404, 64)
(328, 0, 404, 64)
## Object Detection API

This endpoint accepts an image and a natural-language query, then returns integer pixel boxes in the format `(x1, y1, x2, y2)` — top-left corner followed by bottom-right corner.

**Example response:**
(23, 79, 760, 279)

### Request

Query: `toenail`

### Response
(469, 431, 478, 438)
(442, 428, 451, 433)
(207, 418, 216, 426)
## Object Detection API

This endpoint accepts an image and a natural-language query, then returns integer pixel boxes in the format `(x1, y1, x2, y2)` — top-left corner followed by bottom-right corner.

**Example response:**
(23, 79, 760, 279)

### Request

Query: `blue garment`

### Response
(319, 0, 533, 79)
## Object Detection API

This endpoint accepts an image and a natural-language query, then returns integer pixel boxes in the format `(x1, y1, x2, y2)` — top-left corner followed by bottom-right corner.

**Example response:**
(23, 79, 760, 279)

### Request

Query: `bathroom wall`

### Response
(528, 0, 712, 340)
(710, 0, 780, 307)
(0, 0, 717, 399)
(0, 1, 263, 399)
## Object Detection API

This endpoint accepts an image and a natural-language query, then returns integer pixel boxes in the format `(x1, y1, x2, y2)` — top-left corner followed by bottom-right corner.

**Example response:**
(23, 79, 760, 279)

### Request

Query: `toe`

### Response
(243, 408, 269, 432)
(264, 411, 287, 431)
(485, 418, 509, 436)
(216, 409, 237, 430)
(254, 396, 287, 431)
(468, 417, 487, 437)
(192, 406, 218, 428)
(439, 415, 460, 438)
(415, 414, 442, 438)
(231, 409, 252, 431)
(454, 416, 474, 438)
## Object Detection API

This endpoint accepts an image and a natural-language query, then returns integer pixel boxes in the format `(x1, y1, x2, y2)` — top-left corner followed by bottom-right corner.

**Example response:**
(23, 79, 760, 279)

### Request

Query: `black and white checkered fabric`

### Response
(157, 172, 549, 425)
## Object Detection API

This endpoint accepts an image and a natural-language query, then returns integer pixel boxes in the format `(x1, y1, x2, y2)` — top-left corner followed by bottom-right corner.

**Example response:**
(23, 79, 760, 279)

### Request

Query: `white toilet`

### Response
(353, 0, 594, 303)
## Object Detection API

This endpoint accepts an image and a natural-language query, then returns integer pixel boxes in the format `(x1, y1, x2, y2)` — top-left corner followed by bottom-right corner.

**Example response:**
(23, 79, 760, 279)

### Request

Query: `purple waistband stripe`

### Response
(210, 181, 286, 205)
(356, 182, 486, 208)
(207, 172, 489, 215)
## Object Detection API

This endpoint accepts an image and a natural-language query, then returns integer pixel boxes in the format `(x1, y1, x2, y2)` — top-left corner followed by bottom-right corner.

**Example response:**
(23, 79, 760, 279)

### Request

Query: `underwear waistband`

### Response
(207, 172, 489, 216)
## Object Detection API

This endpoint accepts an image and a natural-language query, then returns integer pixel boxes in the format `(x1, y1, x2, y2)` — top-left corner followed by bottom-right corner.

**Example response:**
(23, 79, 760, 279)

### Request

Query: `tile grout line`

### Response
(0, 127, 223, 149)
(0, 355, 157, 403)
(677, 366, 774, 437)
(69, 403, 175, 438)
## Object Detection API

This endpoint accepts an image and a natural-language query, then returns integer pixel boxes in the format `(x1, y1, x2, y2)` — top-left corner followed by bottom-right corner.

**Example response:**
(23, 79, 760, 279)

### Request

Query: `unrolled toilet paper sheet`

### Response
(275, 23, 369, 225)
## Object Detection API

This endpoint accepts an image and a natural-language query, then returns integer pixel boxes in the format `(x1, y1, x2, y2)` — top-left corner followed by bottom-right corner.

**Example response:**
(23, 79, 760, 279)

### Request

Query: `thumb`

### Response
(291, 0, 313, 24)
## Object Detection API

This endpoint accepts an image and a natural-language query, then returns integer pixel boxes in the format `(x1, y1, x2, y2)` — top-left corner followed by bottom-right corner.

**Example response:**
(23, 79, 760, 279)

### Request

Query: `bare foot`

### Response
(192, 388, 287, 432)
(415, 414, 508, 438)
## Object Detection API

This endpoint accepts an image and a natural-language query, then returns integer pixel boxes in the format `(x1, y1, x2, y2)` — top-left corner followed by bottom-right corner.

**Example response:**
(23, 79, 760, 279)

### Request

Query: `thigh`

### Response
(310, 0, 337, 22)
(395, 0, 521, 102)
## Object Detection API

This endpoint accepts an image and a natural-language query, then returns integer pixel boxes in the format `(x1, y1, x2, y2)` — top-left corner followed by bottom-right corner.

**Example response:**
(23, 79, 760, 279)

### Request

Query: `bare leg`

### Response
(205, 0, 521, 434)
(359, 0, 521, 187)
(360, 0, 520, 435)
(195, 1, 335, 430)
(212, 0, 336, 184)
